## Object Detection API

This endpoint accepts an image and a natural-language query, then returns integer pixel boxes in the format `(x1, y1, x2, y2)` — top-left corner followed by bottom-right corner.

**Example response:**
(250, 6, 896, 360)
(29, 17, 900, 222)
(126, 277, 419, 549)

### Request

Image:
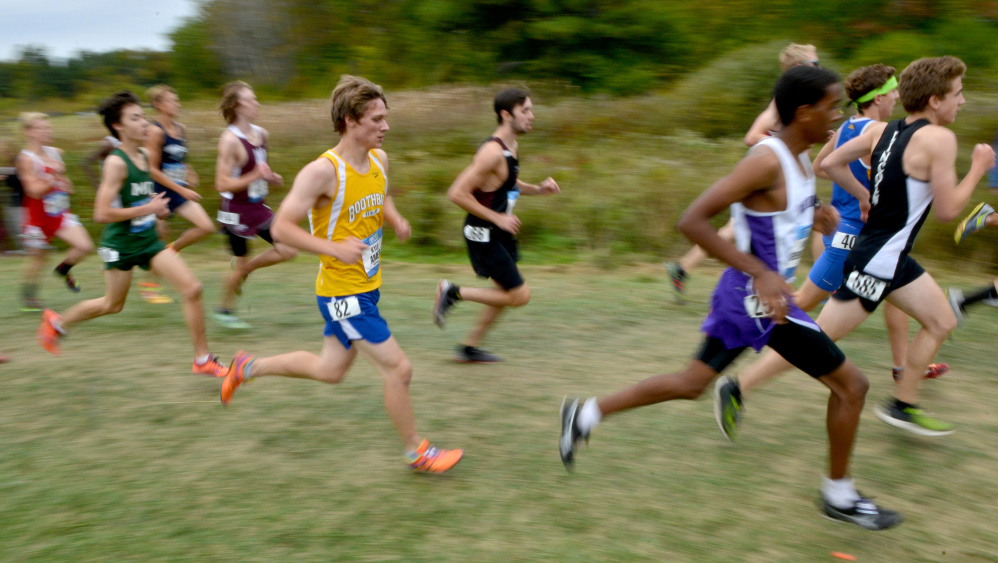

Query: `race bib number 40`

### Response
(831, 231, 858, 250)
(327, 296, 361, 321)
(845, 270, 887, 301)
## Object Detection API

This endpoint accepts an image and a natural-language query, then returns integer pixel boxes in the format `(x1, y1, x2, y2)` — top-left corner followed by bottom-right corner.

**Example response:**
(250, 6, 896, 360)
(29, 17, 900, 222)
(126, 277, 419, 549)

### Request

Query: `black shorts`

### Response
(832, 255, 925, 312)
(155, 185, 189, 214)
(696, 321, 846, 378)
(227, 226, 274, 258)
(466, 232, 524, 291)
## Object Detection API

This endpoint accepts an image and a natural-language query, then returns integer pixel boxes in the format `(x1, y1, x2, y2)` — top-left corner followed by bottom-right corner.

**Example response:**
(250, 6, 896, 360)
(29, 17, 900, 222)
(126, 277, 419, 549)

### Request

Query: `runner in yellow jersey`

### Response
(219, 75, 463, 473)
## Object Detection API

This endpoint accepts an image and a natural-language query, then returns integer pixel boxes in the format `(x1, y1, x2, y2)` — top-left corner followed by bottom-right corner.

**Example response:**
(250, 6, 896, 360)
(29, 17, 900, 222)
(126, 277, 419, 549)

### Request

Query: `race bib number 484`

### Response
(845, 270, 887, 301)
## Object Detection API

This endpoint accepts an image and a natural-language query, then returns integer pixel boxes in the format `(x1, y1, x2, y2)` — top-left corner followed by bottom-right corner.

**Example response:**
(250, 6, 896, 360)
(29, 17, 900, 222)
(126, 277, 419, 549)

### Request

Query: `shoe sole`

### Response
(452, 358, 502, 364)
(559, 397, 579, 470)
(873, 405, 955, 437)
(955, 202, 991, 244)
(432, 281, 447, 328)
(712, 376, 735, 443)
(820, 508, 903, 531)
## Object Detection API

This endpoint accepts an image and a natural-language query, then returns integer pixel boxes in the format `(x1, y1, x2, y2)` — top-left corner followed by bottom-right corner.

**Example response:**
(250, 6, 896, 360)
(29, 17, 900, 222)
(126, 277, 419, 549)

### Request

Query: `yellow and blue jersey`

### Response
(309, 149, 387, 297)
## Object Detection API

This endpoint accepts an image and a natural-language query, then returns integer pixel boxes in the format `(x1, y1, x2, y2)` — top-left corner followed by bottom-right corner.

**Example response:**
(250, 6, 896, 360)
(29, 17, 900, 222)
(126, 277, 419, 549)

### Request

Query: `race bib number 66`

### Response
(845, 270, 887, 301)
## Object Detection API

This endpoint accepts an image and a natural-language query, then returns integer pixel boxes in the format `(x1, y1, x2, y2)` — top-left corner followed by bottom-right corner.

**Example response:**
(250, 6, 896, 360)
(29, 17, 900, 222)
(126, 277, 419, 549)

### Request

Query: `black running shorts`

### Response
(833, 255, 925, 312)
(696, 321, 846, 378)
(466, 232, 524, 290)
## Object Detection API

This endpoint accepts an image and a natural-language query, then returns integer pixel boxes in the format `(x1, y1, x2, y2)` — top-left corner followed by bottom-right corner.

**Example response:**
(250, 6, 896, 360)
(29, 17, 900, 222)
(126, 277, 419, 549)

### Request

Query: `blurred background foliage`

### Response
(2, 0, 997, 267)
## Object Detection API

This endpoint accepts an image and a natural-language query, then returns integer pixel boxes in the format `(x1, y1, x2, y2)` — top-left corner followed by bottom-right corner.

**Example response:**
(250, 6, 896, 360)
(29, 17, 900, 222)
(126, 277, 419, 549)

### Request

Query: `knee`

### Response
(388, 357, 413, 387)
(278, 246, 298, 261)
(835, 368, 869, 403)
(181, 280, 203, 301)
(105, 299, 126, 315)
(508, 284, 531, 307)
(320, 365, 346, 385)
(79, 239, 95, 254)
(675, 366, 715, 400)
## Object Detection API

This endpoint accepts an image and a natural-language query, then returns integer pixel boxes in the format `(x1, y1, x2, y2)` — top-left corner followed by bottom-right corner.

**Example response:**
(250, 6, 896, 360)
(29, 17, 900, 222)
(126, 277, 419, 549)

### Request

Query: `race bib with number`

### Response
(163, 163, 187, 186)
(217, 211, 241, 226)
(831, 231, 857, 251)
(327, 295, 362, 321)
(130, 197, 155, 233)
(845, 270, 887, 301)
(97, 247, 120, 263)
(248, 178, 268, 202)
(43, 191, 70, 217)
(464, 224, 490, 243)
(743, 294, 774, 319)
(361, 228, 382, 278)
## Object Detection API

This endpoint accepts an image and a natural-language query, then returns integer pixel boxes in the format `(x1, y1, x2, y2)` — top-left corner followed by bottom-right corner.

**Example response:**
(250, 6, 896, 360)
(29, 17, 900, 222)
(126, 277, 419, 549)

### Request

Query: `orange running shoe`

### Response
(37, 309, 63, 355)
(193, 355, 228, 377)
(407, 439, 464, 473)
(220, 351, 254, 406)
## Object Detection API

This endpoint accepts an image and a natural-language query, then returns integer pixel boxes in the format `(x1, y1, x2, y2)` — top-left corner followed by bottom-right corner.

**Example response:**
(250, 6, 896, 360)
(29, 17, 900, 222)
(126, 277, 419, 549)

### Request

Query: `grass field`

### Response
(2, 241, 998, 561)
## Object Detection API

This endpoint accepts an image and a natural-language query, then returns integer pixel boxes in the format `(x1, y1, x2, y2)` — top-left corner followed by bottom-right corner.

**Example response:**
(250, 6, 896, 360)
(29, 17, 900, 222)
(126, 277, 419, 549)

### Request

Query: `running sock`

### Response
(194, 354, 211, 366)
(577, 397, 603, 433)
(961, 284, 998, 309)
(243, 358, 255, 380)
(448, 283, 462, 302)
(893, 398, 915, 411)
(822, 476, 861, 509)
(55, 261, 74, 276)
(892, 367, 904, 381)
(675, 265, 688, 279)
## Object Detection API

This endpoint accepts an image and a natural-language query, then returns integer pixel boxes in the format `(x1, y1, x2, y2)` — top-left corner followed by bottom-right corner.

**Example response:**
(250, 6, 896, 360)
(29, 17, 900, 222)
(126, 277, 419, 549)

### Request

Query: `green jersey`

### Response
(98, 148, 161, 263)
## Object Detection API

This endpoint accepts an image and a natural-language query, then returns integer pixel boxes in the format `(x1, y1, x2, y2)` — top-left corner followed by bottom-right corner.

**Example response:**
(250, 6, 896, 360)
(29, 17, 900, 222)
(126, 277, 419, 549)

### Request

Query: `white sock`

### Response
(822, 476, 860, 509)
(576, 397, 602, 433)
(195, 354, 211, 366)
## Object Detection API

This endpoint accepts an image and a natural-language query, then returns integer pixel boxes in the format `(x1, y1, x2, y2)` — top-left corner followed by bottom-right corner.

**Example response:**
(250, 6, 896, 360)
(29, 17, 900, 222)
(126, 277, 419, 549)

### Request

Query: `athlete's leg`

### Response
(169, 201, 216, 251)
(60, 268, 132, 327)
(676, 219, 735, 272)
(793, 278, 831, 312)
(883, 273, 957, 404)
(883, 301, 910, 371)
(22, 246, 46, 294)
(596, 360, 718, 417)
(457, 283, 530, 308)
(248, 335, 359, 385)
(150, 248, 209, 358)
(464, 304, 505, 348)
(810, 231, 824, 263)
(354, 337, 422, 450)
(53, 223, 94, 265)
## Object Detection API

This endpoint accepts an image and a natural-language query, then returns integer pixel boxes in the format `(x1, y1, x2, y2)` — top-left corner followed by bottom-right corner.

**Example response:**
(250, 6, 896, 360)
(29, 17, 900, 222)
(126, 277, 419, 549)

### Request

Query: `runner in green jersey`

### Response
(37, 91, 227, 377)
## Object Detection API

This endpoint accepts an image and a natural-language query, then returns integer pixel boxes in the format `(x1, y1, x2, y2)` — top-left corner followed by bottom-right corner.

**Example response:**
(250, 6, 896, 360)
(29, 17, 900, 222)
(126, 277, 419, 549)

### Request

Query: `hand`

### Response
(753, 270, 794, 324)
(494, 213, 521, 235)
(972, 143, 996, 173)
(814, 204, 840, 236)
(394, 218, 411, 242)
(186, 169, 200, 188)
(181, 187, 203, 202)
(331, 236, 368, 264)
(826, 129, 836, 142)
(858, 193, 871, 223)
(269, 172, 284, 187)
(540, 177, 560, 195)
(148, 192, 170, 218)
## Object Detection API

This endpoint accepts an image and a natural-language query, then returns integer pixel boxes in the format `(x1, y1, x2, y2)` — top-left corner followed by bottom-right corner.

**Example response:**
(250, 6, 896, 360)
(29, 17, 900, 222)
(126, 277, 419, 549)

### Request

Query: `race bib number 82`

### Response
(327, 296, 361, 321)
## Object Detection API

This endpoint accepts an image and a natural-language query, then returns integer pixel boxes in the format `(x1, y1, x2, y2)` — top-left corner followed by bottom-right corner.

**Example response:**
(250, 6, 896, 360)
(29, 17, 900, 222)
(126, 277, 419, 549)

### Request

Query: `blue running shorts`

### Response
(316, 290, 391, 349)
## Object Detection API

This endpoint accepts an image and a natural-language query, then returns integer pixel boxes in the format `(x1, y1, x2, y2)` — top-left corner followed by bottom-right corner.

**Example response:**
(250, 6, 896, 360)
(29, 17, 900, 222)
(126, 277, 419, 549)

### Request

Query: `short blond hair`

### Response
(146, 84, 177, 106)
(218, 81, 251, 125)
(20, 112, 48, 130)
(330, 75, 388, 134)
(899, 56, 966, 113)
(779, 43, 817, 72)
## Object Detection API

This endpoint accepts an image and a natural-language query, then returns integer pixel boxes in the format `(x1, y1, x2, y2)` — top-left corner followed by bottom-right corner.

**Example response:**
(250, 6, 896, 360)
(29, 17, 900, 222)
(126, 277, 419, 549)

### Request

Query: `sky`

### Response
(2, 0, 199, 61)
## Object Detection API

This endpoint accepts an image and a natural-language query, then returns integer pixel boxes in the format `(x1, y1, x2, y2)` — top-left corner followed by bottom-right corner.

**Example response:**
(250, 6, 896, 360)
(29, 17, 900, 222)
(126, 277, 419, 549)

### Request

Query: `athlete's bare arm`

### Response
(144, 125, 201, 202)
(180, 124, 199, 188)
(271, 158, 367, 263)
(374, 149, 411, 242)
(822, 121, 888, 221)
(447, 142, 519, 234)
(811, 127, 840, 181)
(744, 100, 780, 147)
(516, 177, 560, 196)
(909, 127, 996, 221)
(83, 139, 116, 188)
(93, 154, 169, 224)
(678, 147, 794, 321)
(214, 130, 264, 193)
(16, 153, 55, 199)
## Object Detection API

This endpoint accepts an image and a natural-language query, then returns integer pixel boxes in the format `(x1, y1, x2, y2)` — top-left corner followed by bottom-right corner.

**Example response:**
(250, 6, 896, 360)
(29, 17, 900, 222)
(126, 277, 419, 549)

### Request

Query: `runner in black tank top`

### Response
(432, 88, 561, 363)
